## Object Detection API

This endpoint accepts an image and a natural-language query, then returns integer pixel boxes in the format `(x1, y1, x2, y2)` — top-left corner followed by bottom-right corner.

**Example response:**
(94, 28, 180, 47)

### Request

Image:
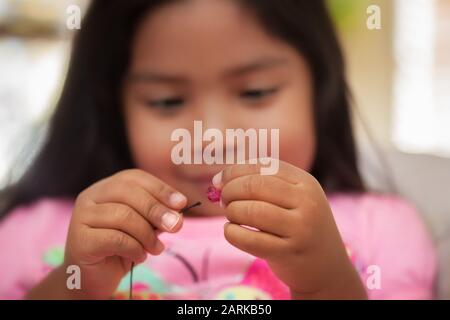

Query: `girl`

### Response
(0, 0, 436, 299)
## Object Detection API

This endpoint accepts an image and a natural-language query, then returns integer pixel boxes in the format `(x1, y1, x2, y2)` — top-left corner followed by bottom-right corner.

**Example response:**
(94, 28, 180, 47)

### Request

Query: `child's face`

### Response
(122, 0, 316, 216)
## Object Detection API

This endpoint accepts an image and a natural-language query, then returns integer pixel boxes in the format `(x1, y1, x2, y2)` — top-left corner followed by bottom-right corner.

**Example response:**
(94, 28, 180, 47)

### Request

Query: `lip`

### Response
(177, 167, 225, 184)
(180, 176, 214, 196)
(182, 174, 215, 184)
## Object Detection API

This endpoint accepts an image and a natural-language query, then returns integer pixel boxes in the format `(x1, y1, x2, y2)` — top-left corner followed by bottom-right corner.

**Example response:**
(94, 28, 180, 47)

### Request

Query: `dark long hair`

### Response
(0, 0, 365, 219)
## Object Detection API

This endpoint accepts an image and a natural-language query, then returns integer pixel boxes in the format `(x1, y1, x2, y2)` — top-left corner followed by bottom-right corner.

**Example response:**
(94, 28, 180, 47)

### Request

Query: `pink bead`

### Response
(206, 186, 221, 203)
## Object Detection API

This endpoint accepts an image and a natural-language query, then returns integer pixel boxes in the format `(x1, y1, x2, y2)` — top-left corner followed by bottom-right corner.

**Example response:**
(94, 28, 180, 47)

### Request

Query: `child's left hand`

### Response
(215, 160, 367, 299)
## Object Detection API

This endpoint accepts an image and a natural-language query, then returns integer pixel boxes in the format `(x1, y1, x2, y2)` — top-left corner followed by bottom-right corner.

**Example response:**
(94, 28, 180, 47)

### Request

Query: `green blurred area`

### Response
(327, 0, 368, 31)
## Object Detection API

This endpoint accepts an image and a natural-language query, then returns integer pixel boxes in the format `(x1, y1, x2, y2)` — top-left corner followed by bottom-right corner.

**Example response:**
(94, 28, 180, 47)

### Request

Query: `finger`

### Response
(86, 181, 183, 233)
(213, 160, 304, 189)
(112, 169, 187, 209)
(83, 228, 149, 263)
(221, 174, 300, 209)
(83, 203, 165, 255)
(224, 222, 287, 260)
(226, 200, 294, 237)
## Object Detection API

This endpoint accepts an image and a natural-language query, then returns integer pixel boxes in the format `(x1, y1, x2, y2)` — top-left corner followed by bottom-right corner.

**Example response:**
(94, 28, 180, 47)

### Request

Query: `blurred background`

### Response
(0, 0, 449, 298)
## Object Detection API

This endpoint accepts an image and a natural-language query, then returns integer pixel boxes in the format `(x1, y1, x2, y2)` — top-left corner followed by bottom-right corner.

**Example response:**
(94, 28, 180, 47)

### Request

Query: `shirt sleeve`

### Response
(0, 205, 37, 299)
(360, 195, 437, 299)
(0, 199, 72, 299)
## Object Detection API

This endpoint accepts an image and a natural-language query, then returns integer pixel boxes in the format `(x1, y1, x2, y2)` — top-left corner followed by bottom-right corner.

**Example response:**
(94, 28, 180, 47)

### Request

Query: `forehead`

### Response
(129, 0, 297, 74)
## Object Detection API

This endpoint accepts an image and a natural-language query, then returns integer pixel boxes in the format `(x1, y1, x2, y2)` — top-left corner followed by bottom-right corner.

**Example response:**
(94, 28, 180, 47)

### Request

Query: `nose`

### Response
(199, 102, 230, 133)
(192, 95, 234, 156)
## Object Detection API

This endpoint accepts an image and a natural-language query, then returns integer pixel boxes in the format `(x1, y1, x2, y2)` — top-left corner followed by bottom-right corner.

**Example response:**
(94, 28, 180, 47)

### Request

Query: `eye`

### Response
(146, 97, 184, 110)
(240, 88, 278, 101)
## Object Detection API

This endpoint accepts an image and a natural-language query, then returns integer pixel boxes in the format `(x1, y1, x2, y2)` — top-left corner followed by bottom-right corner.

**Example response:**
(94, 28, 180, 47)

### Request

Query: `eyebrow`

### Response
(126, 57, 289, 84)
(126, 72, 187, 84)
(224, 58, 289, 77)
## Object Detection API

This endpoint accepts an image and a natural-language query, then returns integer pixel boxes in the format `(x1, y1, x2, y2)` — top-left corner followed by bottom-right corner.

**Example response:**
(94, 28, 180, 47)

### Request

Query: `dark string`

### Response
(180, 201, 202, 214)
(167, 250, 199, 282)
(128, 201, 202, 300)
(129, 262, 134, 300)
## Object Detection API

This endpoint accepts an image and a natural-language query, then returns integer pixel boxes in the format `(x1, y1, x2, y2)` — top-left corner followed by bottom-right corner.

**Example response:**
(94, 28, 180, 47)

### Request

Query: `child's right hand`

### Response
(64, 169, 187, 299)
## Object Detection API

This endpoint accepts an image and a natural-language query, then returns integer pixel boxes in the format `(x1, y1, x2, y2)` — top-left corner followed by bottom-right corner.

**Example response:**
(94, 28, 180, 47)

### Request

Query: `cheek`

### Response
(124, 106, 174, 175)
(279, 119, 316, 172)
(277, 87, 316, 171)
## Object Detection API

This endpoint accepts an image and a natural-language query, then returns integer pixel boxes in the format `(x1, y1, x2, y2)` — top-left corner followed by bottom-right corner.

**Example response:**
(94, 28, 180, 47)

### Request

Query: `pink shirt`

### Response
(0, 193, 437, 299)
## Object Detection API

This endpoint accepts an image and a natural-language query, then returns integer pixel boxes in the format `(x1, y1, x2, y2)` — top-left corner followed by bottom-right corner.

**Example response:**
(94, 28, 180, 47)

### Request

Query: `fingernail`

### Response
(162, 211, 180, 231)
(219, 199, 225, 208)
(212, 171, 222, 187)
(169, 193, 186, 207)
